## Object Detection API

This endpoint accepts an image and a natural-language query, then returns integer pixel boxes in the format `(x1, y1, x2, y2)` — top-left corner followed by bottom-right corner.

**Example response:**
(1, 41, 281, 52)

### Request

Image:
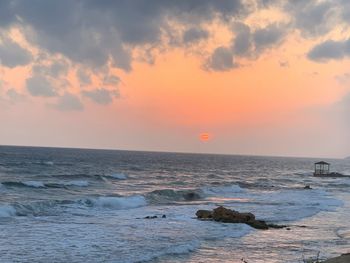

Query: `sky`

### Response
(0, 0, 349, 158)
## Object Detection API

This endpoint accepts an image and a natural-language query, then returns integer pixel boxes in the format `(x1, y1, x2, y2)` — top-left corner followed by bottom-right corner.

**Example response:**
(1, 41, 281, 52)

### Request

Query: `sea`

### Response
(0, 145, 349, 263)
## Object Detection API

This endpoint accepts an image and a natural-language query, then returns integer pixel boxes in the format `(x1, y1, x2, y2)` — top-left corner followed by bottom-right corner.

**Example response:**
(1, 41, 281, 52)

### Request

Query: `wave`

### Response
(2, 181, 46, 188)
(108, 173, 128, 180)
(0, 205, 17, 217)
(80, 195, 146, 210)
(138, 240, 200, 262)
(1, 180, 89, 189)
(0, 194, 147, 217)
(146, 189, 203, 204)
(202, 184, 245, 196)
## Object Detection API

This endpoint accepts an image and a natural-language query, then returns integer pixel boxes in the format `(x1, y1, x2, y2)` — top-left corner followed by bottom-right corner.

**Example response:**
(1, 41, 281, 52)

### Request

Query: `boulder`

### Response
(247, 220, 269, 230)
(196, 210, 213, 219)
(212, 206, 255, 223)
(196, 206, 286, 230)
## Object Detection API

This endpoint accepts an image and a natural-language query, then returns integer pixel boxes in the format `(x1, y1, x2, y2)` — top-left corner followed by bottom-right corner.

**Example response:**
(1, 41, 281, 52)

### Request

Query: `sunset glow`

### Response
(0, 1, 349, 157)
(199, 133, 211, 142)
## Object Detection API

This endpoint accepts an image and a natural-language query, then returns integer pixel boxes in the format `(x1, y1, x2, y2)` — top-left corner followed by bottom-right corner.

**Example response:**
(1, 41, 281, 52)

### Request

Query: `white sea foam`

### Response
(23, 181, 45, 188)
(0, 205, 16, 217)
(86, 195, 147, 210)
(110, 173, 128, 180)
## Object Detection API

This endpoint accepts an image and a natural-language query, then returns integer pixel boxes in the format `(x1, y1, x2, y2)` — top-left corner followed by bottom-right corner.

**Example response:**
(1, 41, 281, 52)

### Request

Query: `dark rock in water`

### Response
(247, 220, 269, 230)
(162, 214, 166, 218)
(144, 215, 158, 219)
(196, 210, 213, 219)
(196, 206, 286, 230)
(304, 185, 312, 189)
(267, 223, 287, 229)
(212, 206, 255, 223)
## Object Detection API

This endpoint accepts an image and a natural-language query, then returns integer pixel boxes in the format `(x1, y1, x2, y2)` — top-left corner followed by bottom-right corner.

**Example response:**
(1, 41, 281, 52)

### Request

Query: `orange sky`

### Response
(0, 1, 349, 158)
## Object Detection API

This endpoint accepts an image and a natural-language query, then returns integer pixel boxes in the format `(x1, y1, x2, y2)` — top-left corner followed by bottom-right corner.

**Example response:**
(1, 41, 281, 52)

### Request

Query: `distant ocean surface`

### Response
(0, 146, 349, 263)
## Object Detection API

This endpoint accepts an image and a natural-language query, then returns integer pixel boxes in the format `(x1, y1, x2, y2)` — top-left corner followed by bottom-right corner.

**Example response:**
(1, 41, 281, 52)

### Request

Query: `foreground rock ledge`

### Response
(196, 206, 286, 230)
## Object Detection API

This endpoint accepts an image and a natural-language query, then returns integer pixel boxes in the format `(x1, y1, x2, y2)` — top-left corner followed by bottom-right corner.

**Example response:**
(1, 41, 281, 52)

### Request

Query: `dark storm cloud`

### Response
(82, 88, 119, 105)
(307, 39, 350, 61)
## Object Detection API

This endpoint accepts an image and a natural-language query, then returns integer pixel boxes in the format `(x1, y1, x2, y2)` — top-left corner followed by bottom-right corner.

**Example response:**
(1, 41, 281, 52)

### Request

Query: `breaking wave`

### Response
(146, 189, 203, 204)
(0, 195, 147, 217)
(80, 195, 146, 210)
(1, 180, 89, 189)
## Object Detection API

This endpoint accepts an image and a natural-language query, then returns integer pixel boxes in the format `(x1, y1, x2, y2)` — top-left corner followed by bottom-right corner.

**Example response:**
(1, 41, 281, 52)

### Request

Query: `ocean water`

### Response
(0, 146, 349, 263)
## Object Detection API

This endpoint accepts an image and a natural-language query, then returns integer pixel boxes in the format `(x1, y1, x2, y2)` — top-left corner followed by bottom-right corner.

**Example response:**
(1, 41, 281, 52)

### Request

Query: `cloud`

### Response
(206, 46, 237, 71)
(0, 33, 32, 68)
(232, 22, 252, 56)
(32, 59, 69, 78)
(0, 0, 15, 27)
(253, 23, 287, 53)
(82, 88, 119, 105)
(6, 88, 25, 101)
(285, 1, 337, 37)
(76, 68, 92, 86)
(307, 39, 350, 61)
(26, 75, 57, 97)
(103, 75, 120, 86)
(54, 92, 83, 111)
(182, 27, 209, 44)
(0, 0, 247, 72)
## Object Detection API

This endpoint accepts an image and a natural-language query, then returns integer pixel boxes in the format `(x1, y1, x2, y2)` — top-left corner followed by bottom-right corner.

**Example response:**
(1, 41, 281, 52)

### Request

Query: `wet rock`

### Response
(196, 206, 286, 230)
(212, 206, 255, 223)
(247, 220, 269, 230)
(304, 185, 312, 189)
(144, 215, 158, 219)
(196, 210, 213, 219)
(162, 214, 166, 218)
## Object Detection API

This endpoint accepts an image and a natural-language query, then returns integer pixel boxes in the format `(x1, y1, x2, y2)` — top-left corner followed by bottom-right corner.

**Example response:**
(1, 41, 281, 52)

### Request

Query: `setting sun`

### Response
(199, 133, 211, 142)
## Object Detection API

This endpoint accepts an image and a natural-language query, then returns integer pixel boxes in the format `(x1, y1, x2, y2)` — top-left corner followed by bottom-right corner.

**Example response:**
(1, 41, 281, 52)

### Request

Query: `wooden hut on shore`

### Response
(314, 161, 330, 176)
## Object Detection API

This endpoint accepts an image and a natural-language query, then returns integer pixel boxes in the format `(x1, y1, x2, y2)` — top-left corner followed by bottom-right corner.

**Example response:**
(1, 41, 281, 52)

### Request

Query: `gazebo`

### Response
(314, 161, 330, 176)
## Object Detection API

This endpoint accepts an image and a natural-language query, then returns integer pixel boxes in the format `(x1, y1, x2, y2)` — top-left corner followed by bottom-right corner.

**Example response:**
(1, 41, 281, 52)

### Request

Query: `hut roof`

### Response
(315, 161, 330, 165)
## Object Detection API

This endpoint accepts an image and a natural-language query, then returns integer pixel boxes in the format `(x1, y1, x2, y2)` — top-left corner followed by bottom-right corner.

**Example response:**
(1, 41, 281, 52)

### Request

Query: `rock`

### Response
(267, 223, 287, 229)
(212, 206, 255, 223)
(247, 220, 269, 230)
(195, 206, 286, 230)
(162, 214, 166, 218)
(304, 185, 312, 189)
(196, 210, 213, 219)
(144, 215, 158, 219)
